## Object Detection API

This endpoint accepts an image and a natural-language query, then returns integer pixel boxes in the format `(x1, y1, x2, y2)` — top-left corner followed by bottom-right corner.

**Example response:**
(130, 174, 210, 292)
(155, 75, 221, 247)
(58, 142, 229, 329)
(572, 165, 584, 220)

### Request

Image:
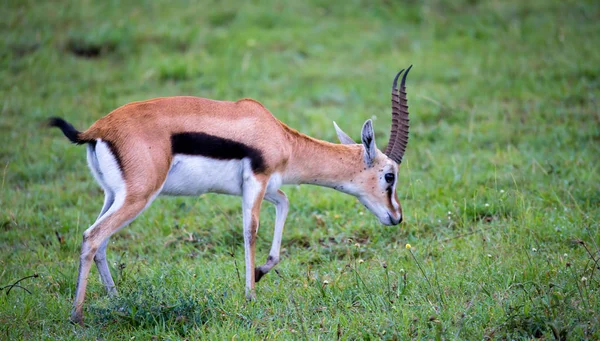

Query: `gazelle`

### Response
(49, 66, 413, 325)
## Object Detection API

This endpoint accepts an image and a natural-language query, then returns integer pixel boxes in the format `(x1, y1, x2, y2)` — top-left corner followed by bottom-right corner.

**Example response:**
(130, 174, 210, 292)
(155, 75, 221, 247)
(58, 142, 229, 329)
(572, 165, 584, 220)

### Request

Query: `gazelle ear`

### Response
(333, 121, 356, 144)
(361, 119, 377, 167)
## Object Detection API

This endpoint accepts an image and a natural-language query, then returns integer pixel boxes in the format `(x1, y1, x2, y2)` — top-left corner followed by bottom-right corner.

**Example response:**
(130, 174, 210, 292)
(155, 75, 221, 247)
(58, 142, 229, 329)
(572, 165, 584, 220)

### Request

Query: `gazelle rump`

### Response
(49, 66, 413, 325)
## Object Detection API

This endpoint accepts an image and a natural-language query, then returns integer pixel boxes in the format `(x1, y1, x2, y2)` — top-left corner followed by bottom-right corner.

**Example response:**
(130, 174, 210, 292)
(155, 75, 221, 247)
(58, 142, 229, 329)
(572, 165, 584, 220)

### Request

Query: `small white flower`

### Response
(358, 259, 364, 264)
(447, 211, 452, 215)
(582, 277, 588, 283)
(500, 190, 505, 193)
(323, 280, 330, 285)
(485, 203, 490, 207)
(487, 254, 492, 258)
(563, 253, 568, 257)
(531, 248, 537, 252)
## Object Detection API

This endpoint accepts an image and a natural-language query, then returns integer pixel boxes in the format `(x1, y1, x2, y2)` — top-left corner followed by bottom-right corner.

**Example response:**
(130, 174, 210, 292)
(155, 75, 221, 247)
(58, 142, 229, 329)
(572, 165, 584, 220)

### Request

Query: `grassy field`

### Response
(1, 0, 599, 339)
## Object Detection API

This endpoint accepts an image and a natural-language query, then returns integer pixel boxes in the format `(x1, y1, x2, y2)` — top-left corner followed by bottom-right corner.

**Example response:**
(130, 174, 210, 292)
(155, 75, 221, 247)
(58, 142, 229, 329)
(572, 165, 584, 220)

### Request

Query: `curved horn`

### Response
(384, 65, 412, 164)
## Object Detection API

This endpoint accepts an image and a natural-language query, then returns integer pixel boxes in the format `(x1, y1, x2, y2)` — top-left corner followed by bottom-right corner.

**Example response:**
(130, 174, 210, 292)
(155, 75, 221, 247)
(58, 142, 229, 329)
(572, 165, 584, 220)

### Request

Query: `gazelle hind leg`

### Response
(94, 237, 116, 295)
(71, 193, 155, 325)
(93, 192, 117, 294)
(92, 188, 163, 296)
(96, 191, 114, 220)
(72, 139, 167, 325)
(255, 189, 289, 282)
(87, 143, 118, 294)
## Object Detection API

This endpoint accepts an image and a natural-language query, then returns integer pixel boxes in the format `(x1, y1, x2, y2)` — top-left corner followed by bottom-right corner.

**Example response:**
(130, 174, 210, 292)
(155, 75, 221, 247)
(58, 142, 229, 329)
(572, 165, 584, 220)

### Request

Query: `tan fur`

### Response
(79, 96, 375, 188)
(80, 97, 291, 184)
(64, 95, 403, 325)
(78, 95, 402, 224)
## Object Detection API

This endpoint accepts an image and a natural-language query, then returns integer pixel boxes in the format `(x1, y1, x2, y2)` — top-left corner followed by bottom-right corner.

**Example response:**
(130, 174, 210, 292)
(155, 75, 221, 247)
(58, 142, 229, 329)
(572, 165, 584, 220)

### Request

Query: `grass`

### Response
(1, 0, 599, 339)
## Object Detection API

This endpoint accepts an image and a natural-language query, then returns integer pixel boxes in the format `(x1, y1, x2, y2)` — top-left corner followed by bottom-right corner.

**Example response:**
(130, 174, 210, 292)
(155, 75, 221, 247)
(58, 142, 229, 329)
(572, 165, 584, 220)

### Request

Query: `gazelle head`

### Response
(334, 66, 412, 226)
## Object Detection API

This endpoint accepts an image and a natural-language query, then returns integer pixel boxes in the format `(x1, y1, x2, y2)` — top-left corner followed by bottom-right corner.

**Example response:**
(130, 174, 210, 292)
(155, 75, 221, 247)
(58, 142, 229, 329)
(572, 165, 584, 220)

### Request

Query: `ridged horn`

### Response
(384, 65, 412, 164)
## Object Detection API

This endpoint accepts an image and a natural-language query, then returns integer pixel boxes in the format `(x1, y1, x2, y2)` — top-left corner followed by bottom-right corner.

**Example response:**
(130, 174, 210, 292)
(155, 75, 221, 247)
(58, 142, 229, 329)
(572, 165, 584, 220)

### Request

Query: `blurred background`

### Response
(1, 0, 599, 339)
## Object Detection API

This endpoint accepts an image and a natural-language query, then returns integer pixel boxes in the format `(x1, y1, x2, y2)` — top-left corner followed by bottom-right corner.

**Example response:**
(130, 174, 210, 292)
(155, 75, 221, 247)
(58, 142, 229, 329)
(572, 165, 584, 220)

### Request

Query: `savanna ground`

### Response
(1, 0, 599, 339)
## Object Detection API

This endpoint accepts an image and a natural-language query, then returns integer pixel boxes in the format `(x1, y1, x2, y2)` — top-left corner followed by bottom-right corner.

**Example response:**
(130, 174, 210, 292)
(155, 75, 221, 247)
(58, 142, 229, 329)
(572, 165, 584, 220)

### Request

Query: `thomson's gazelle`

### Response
(50, 66, 413, 325)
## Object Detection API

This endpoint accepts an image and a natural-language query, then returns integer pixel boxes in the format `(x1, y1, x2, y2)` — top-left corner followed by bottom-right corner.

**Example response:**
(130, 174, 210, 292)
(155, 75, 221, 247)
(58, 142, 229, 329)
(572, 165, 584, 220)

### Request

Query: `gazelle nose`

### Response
(388, 213, 402, 225)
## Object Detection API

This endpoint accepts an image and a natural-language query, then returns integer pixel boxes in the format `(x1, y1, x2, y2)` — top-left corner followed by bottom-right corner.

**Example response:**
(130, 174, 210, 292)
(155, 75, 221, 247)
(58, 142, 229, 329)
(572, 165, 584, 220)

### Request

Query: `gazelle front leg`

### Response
(255, 189, 289, 282)
(241, 163, 267, 299)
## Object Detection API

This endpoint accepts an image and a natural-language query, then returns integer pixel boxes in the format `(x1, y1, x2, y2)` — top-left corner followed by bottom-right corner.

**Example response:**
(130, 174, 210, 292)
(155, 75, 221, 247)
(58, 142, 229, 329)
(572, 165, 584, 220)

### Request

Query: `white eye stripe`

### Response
(390, 185, 400, 210)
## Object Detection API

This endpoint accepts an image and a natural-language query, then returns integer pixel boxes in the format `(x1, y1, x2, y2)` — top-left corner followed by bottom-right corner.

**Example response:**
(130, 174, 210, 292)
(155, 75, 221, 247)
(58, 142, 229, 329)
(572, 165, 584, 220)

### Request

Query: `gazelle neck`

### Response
(282, 127, 364, 193)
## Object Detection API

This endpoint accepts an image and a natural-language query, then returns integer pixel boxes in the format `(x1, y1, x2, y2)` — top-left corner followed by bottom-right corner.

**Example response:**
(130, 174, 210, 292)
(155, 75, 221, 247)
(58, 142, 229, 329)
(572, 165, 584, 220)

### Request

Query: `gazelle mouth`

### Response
(386, 213, 402, 226)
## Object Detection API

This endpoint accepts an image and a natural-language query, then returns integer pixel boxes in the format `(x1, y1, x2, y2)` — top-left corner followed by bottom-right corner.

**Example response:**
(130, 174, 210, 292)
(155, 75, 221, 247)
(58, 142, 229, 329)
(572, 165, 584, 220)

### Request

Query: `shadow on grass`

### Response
(89, 283, 221, 335)
(65, 26, 132, 59)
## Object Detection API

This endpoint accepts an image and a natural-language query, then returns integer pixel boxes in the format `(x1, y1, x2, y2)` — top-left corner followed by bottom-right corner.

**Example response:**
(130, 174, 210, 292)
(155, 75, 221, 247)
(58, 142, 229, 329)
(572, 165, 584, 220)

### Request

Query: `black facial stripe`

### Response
(386, 187, 394, 209)
(171, 132, 266, 172)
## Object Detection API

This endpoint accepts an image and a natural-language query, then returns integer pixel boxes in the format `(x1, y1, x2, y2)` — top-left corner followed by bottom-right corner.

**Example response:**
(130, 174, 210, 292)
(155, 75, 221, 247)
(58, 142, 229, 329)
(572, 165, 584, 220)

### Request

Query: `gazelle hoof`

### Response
(245, 291, 256, 301)
(69, 313, 84, 327)
(254, 267, 267, 282)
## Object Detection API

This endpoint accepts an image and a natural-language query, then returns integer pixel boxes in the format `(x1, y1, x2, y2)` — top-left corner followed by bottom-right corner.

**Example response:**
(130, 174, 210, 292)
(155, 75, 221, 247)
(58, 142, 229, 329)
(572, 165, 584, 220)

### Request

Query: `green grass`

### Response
(1, 0, 599, 339)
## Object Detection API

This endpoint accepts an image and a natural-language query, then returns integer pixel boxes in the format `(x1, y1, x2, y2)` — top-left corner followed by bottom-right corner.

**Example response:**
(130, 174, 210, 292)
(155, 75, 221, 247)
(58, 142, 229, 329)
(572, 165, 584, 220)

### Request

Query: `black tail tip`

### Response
(48, 117, 66, 128)
(48, 117, 84, 144)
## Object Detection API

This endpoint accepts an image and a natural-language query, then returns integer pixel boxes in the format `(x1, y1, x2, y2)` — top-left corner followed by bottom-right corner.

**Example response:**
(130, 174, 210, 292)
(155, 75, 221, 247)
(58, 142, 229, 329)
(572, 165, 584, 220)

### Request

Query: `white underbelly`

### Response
(160, 155, 244, 196)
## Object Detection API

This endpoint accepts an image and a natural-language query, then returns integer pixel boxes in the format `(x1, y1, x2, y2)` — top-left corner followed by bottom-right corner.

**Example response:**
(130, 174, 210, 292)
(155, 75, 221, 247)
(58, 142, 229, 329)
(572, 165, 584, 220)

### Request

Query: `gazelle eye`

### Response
(384, 173, 395, 184)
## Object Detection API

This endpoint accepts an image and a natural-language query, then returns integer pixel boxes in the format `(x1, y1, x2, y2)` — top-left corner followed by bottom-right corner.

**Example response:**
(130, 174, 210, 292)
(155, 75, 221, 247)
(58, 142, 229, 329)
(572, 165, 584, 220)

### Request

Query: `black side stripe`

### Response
(171, 132, 266, 172)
